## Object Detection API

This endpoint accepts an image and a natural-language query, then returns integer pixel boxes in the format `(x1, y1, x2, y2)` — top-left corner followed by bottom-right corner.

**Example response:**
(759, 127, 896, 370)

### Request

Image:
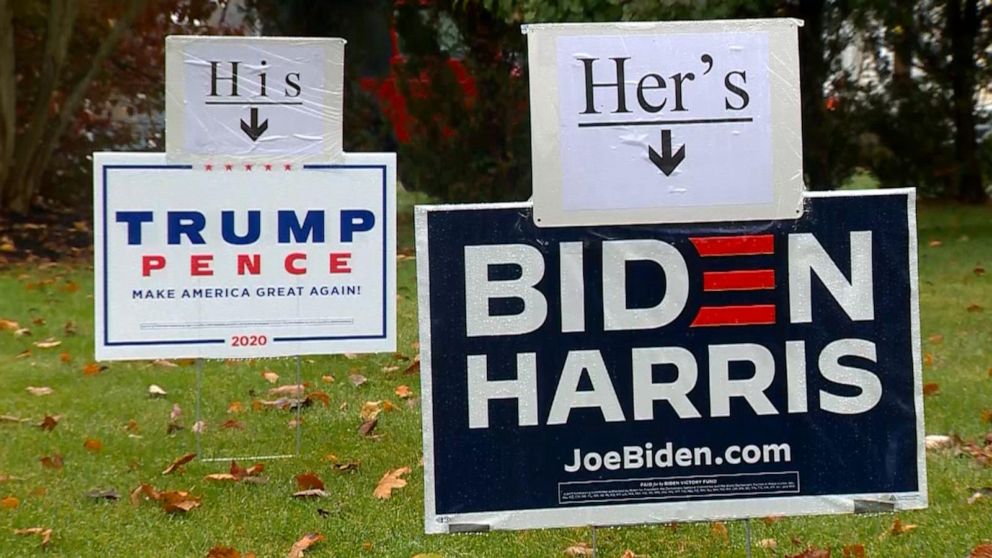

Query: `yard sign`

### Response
(416, 190, 925, 533)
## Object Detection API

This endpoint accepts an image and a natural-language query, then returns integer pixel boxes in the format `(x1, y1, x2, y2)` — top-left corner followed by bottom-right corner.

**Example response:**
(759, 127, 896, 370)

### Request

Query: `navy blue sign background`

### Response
(419, 192, 922, 521)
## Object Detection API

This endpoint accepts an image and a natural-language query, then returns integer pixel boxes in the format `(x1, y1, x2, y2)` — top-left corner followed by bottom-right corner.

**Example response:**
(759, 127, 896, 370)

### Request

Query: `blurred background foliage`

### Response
(1, 0, 990, 213)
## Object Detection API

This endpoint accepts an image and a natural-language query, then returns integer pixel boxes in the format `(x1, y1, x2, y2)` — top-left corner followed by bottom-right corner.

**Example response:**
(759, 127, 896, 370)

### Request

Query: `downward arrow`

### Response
(240, 107, 268, 142)
(648, 129, 685, 176)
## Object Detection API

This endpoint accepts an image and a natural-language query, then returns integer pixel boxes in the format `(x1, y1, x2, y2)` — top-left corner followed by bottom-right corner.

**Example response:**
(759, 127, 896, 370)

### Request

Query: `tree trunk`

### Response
(795, 0, 832, 191)
(0, 0, 15, 199)
(945, 0, 986, 203)
(4, 0, 78, 213)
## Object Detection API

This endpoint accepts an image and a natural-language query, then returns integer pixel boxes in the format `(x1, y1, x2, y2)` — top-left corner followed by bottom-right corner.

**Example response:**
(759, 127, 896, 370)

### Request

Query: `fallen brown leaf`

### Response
(786, 549, 830, 558)
(923, 382, 940, 396)
(39, 454, 63, 469)
(0, 319, 19, 331)
(261, 370, 280, 384)
(26, 386, 53, 396)
(394, 385, 413, 399)
(152, 359, 178, 368)
(205, 473, 239, 482)
(928, 333, 944, 344)
(33, 337, 61, 349)
(295, 472, 325, 491)
(59, 352, 71, 363)
(125, 419, 140, 433)
(82, 362, 105, 376)
(757, 539, 778, 550)
(1, 495, 19, 509)
(563, 542, 594, 557)
(361, 401, 383, 422)
(925, 434, 956, 450)
(710, 521, 729, 543)
(269, 384, 305, 397)
(887, 518, 917, 536)
(348, 373, 367, 387)
(85, 488, 120, 501)
(923, 352, 934, 367)
(227, 401, 244, 414)
(358, 417, 378, 437)
(842, 543, 866, 557)
(163, 453, 197, 475)
(148, 384, 167, 398)
(129, 483, 159, 505)
(38, 414, 60, 431)
(971, 544, 992, 558)
(967, 303, 984, 312)
(207, 546, 241, 558)
(373, 467, 410, 499)
(305, 391, 330, 406)
(320, 374, 334, 384)
(160, 490, 201, 513)
(982, 409, 992, 424)
(288, 533, 324, 558)
(928, 239, 942, 247)
(83, 438, 103, 453)
(620, 550, 645, 558)
(221, 419, 244, 430)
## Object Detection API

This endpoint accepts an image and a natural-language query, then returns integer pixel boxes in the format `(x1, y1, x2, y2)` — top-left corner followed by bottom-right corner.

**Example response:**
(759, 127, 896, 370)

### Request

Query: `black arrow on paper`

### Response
(240, 107, 269, 141)
(648, 129, 685, 176)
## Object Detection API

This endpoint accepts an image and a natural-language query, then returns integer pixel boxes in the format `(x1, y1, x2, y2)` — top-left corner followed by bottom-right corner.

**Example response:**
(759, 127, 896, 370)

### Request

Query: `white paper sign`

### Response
(166, 36, 344, 162)
(527, 20, 804, 226)
(94, 152, 395, 360)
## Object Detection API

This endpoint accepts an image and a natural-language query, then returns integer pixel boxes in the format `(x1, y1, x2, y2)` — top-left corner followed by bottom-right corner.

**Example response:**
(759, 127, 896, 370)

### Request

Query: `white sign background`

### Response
(526, 20, 804, 227)
(94, 152, 395, 360)
(166, 36, 344, 162)
(557, 33, 772, 210)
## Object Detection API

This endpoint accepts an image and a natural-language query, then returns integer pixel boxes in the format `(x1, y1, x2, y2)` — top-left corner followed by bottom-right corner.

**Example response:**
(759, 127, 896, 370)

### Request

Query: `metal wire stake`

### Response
(294, 355, 302, 456)
(194, 358, 203, 457)
(745, 518, 752, 558)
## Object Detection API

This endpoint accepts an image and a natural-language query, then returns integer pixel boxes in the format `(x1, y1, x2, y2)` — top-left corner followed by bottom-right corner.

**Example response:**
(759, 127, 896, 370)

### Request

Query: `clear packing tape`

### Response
(165, 36, 345, 164)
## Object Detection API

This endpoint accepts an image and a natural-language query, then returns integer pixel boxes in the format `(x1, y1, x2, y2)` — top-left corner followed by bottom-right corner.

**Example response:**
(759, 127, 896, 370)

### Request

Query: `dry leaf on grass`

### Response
(884, 518, 917, 537)
(349, 373, 367, 387)
(288, 533, 324, 558)
(207, 546, 241, 558)
(269, 384, 305, 397)
(358, 417, 378, 437)
(83, 438, 103, 453)
(842, 543, 866, 557)
(971, 544, 992, 558)
(59, 352, 71, 363)
(563, 542, 594, 557)
(261, 370, 279, 384)
(305, 391, 330, 406)
(82, 362, 105, 376)
(26, 386, 53, 396)
(148, 384, 167, 398)
(967, 487, 992, 504)
(295, 472, 325, 491)
(1, 495, 19, 509)
(13, 527, 52, 547)
(373, 467, 410, 499)
(33, 337, 61, 349)
(160, 490, 202, 513)
(710, 521, 729, 542)
(321, 374, 334, 384)
(39, 454, 63, 469)
(85, 488, 120, 501)
(153, 359, 178, 368)
(163, 452, 197, 475)
(620, 550, 646, 558)
(361, 401, 383, 422)
(394, 385, 413, 399)
(192, 421, 207, 434)
(227, 401, 244, 414)
(787, 549, 830, 558)
(0, 319, 19, 331)
(922, 382, 940, 396)
(222, 419, 244, 430)
(757, 539, 778, 550)
(38, 414, 60, 431)
(925, 434, 956, 450)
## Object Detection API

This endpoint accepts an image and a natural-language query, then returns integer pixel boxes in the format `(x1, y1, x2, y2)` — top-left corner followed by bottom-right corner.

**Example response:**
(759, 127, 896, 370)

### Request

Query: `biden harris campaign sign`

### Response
(415, 190, 925, 533)
(94, 152, 395, 360)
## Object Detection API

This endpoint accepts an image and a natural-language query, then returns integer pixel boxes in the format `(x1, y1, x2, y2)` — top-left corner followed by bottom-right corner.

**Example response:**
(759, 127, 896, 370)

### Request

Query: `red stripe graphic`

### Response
(690, 235, 774, 257)
(702, 270, 776, 291)
(691, 305, 776, 327)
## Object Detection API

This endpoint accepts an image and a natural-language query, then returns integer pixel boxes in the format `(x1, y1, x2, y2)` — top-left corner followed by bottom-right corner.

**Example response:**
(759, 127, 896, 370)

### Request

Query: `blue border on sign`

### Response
(102, 163, 389, 347)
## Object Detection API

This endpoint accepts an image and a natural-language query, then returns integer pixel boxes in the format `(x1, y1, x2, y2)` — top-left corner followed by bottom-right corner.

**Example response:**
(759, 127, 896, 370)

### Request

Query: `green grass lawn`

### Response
(0, 195, 990, 557)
